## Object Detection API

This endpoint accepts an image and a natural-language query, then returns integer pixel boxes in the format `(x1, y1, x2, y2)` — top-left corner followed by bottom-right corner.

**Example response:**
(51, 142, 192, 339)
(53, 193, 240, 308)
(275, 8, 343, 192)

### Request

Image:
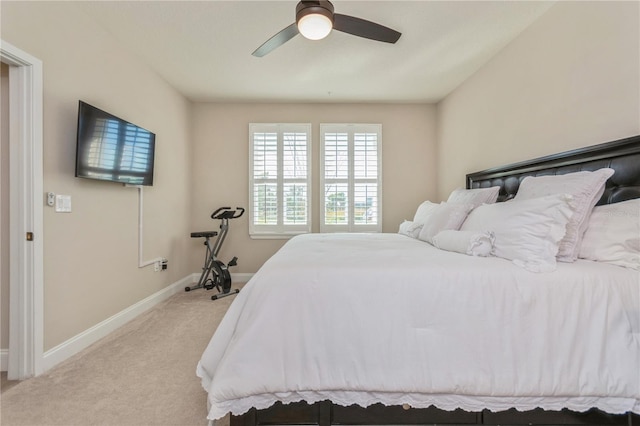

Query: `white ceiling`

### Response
(77, 1, 555, 103)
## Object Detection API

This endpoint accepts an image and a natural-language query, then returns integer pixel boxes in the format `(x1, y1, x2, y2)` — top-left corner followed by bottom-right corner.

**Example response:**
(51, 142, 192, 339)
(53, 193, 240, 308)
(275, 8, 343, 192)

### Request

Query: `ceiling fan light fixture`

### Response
(298, 13, 333, 40)
(296, 1, 335, 40)
(252, 0, 401, 57)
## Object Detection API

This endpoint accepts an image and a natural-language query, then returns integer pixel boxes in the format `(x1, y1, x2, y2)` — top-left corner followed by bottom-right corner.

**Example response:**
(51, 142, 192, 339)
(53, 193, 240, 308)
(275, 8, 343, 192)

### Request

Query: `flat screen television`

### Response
(75, 101, 156, 186)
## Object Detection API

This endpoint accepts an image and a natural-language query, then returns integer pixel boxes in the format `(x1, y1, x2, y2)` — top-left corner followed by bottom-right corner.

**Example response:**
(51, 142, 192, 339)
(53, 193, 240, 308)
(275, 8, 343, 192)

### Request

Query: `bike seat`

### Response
(190, 231, 218, 238)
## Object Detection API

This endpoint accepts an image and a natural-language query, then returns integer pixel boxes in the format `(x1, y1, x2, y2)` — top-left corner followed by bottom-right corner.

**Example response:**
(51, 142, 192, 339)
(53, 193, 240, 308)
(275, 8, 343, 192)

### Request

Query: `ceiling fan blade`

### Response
(333, 14, 401, 44)
(252, 23, 299, 57)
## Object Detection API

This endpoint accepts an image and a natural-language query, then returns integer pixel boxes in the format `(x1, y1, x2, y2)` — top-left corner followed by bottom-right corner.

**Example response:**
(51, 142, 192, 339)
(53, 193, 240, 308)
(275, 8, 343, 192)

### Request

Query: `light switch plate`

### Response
(55, 195, 72, 213)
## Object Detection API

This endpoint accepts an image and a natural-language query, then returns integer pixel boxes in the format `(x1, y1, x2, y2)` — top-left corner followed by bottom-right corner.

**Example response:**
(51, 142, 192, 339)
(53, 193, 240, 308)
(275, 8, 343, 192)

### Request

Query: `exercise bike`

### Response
(185, 206, 244, 300)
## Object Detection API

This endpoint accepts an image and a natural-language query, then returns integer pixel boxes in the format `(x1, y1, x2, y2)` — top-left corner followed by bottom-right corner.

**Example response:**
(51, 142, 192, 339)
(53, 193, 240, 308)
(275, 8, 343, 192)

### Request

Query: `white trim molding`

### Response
(186, 272, 253, 286)
(1, 349, 7, 371)
(231, 272, 254, 284)
(1, 40, 44, 380)
(36, 272, 252, 372)
(43, 275, 192, 371)
(42, 273, 252, 371)
(189, 272, 255, 287)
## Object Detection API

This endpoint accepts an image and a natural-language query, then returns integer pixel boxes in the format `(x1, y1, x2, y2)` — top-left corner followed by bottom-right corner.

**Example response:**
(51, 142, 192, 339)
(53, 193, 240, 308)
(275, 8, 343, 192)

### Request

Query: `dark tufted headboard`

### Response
(466, 135, 640, 205)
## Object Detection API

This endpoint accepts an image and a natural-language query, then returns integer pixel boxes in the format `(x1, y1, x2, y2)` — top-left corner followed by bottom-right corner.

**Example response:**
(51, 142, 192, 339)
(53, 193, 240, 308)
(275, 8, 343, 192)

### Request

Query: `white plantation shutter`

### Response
(320, 124, 382, 232)
(323, 132, 349, 225)
(249, 124, 311, 237)
(353, 132, 379, 226)
(252, 131, 278, 225)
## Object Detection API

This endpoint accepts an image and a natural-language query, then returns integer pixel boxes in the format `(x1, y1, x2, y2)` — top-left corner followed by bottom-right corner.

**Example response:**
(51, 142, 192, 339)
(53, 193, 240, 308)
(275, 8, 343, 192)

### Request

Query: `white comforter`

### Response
(197, 233, 640, 420)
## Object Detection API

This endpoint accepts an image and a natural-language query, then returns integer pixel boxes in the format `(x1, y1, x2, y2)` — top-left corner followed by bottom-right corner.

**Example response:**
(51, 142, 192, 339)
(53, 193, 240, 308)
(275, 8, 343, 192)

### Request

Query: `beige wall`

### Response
(1, 2, 193, 351)
(1, 62, 9, 351)
(191, 103, 437, 273)
(436, 1, 640, 199)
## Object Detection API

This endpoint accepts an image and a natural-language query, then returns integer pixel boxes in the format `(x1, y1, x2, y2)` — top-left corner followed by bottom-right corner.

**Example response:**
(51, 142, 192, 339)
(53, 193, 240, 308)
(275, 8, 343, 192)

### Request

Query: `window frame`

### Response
(248, 123, 312, 238)
(319, 123, 382, 233)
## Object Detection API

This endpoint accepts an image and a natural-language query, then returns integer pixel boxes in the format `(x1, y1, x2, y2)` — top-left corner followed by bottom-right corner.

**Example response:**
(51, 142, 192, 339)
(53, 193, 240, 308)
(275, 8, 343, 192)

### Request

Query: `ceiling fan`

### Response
(252, 0, 402, 57)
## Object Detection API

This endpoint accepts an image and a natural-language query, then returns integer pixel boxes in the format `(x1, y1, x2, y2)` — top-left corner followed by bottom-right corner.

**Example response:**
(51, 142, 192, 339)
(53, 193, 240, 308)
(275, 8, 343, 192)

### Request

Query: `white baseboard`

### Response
(42, 275, 192, 372)
(190, 272, 254, 285)
(15, 272, 254, 374)
(231, 272, 254, 283)
(1, 348, 7, 371)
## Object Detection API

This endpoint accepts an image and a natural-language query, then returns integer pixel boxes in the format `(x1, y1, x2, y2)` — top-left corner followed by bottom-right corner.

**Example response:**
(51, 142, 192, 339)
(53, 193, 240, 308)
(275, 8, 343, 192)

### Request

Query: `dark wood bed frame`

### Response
(230, 135, 640, 426)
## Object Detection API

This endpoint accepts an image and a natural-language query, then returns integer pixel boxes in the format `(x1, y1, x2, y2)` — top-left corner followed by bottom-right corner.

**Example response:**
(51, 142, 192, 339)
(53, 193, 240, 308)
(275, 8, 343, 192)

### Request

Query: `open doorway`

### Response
(0, 40, 44, 380)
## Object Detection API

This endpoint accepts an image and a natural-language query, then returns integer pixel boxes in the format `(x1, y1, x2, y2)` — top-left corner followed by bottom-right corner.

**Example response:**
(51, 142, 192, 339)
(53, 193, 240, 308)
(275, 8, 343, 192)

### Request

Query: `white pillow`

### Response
(447, 186, 500, 208)
(513, 168, 614, 262)
(432, 230, 495, 257)
(461, 194, 574, 272)
(579, 198, 640, 270)
(417, 202, 473, 244)
(413, 201, 439, 225)
(398, 220, 423, 239)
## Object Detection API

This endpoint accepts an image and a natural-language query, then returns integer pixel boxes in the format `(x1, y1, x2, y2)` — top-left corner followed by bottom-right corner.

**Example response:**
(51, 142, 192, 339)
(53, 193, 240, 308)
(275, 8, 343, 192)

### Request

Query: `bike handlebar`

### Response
(211, 207, 245, 220)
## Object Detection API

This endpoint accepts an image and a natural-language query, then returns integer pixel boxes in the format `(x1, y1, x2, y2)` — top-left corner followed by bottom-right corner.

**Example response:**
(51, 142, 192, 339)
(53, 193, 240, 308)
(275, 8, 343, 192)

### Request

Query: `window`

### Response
(320, 124, 382, 233)
(249, 123, 311, 237)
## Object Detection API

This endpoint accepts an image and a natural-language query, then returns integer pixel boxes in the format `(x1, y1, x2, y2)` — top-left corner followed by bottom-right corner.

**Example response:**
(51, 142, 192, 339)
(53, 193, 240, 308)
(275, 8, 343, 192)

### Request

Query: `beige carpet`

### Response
(0, 286, 242, 426)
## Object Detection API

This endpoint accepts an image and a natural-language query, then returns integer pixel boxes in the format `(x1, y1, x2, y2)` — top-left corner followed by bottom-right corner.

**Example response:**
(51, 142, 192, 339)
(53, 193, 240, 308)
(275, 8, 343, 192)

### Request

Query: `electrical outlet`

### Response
(154, 261, 160, 272)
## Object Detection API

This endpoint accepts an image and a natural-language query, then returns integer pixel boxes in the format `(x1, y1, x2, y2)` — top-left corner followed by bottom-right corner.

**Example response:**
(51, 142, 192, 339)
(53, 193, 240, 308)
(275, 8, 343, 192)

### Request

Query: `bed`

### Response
(198, 135, 640, 425)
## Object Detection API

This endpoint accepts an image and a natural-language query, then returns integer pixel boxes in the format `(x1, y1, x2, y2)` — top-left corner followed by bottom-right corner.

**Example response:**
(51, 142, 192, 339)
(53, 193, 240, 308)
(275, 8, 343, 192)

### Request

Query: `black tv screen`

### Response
(75, 101, 155, 186)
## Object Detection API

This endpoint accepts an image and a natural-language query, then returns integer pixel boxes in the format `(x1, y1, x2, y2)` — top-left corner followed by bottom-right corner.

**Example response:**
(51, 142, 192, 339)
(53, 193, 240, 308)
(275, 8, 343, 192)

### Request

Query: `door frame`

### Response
(1, 40, 44, 379)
